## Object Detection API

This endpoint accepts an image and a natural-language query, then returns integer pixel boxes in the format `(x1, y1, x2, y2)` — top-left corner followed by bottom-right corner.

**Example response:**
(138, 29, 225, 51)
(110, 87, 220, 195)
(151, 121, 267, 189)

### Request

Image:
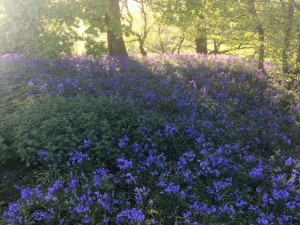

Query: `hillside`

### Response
(0, 54, 299, 225)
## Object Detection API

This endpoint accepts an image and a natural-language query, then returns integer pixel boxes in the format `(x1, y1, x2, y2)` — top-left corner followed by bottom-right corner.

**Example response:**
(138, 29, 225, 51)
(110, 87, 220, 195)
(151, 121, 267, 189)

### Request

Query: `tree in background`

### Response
(105, 0, 128, 56)
(281, 0, 295, 73)
(247, 0, 266, 71)
(0, 0, 78, 58)
(1, 0, 300, 73)
(0, 0, 128, 58)
(123, 0, 150, 56)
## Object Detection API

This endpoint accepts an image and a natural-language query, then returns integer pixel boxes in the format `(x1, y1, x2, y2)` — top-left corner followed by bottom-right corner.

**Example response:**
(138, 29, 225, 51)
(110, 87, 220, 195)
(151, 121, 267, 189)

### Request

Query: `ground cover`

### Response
(0, 54, 299, 224)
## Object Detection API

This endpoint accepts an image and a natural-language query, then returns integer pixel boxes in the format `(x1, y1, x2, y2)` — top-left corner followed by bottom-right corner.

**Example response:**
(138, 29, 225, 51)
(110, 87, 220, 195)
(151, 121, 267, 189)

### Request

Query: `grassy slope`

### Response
(0, 54, 299, 223)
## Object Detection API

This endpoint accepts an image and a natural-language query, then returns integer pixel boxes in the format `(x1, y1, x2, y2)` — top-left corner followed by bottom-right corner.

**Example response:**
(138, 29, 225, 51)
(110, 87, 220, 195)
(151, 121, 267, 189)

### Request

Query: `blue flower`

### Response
(83, 138, 91, 150)
(68, 178, 79, 190)
(183, 211, 192, 219)
(67, 151, 89, 167)
(134, 187, 149, 207)
(165, 182, 180, 195)
(117, 157, 133, 170)
(249, 161, 265, 181)
(34, 208, 54, 222)
(285, 157, 299, 167)
(164, 123, 178, 136)
(117, 208, 145, 224)
(272, 189, 291, 201)
(119, 135, 129, 148)
(48, 180, 64, 195)
(236, 200, 248, 208)
(244, 155, 256, 163)
(82, 215, 91, 224)
(37, 150, 49, 161)
(74, 205, 89, 214)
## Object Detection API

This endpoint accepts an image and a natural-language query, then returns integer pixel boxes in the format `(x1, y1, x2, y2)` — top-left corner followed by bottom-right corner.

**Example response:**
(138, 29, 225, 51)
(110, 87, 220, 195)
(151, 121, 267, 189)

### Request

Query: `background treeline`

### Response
(1, 0, 300, 72)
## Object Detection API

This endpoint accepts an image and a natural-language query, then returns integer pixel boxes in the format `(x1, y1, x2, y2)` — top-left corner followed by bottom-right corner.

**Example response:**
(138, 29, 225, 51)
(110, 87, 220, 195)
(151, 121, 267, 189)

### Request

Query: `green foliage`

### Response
(0, 0, 78, 58)
(85, 37, 108, 59)
(0, 95, 162, 167)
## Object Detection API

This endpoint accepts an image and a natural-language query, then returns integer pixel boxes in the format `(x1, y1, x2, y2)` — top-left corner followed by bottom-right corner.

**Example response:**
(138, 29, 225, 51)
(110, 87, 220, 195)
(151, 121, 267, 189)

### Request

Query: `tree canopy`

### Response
(1, 0, 300, 71)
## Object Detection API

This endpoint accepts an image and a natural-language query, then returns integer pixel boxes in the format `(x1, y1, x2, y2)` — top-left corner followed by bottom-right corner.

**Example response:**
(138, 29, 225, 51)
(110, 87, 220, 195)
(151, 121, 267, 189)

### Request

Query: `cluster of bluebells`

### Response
(2, 136, 300, 224)
(19, 54, 298, 151)
(1, 54, 299, 224)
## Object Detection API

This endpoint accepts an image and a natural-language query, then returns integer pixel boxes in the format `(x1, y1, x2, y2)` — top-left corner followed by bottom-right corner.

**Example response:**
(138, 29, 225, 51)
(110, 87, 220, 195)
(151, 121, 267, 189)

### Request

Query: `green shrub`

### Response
(0, 95, 162, 167)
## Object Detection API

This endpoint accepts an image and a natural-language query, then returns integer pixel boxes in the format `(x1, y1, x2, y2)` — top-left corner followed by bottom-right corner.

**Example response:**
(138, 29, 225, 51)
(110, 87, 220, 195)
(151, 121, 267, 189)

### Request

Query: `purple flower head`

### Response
(67, 151, 89, 167)
(213, 178, 233, 191)
(277, 215, 293, 225)
(186, 125, 199, 138)
(165, 182, 180, 195)
(236, 200, 248, 208)
(249, 161, 265, 181)
(19, 186, 43, 201)
(2, 202, 23, 223)
(74, 205, 89, 214)
(123, 173, 137, 184)
(83, 138, 91, 150)
(285, 157, 299, 167)
(37, 150, 49, 161)
(183, 211, 192, 219)
(134, 187, 149, 206)
(132, 143, 143, 153)
(117, 157, 133, 170)
(34, 208, 54, 222)
(196, 133, 206, 144)
(37, 84, 48, 92)
(272, 189, 291, 201)
(82, 215, 91, 224)
(282, 135, 292, 145)
(244, 155, 256, 163)
(164, 123, 178, 136)
(190, 201, 216, 216)
(119, 135, 129, 148)
(117, 208, 145, 224)
(96, 193, 112, 211)
(68, 178, 79, 190)
(48, 180, 64, 195)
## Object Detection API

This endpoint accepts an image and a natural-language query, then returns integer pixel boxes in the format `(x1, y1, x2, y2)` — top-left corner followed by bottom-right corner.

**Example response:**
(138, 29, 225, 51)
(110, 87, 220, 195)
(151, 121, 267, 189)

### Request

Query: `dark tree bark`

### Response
(248, 0, 265, 71)
(105, 0, 128, 56)
(124, 0, 149, 56)
(282, 0, 295, 73)
(195, 34, 208, 54)
(195, 25, 208, 54)
(177, 34, 185, 54)
(158, 27, 167, 54)
(138, 36, 147, 56)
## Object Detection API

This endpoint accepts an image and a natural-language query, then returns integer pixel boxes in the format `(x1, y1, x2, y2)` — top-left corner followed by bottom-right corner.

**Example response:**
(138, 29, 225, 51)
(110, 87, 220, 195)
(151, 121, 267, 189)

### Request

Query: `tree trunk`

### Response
(158, 27, 167, 54)
(248, 0, 265, 71)
(195, 27, 208, 54)
(138, 36, 147, 56)
(282, 0, 295, 73)
(195, 35, 208, 54)
(105, 0, 128, 56)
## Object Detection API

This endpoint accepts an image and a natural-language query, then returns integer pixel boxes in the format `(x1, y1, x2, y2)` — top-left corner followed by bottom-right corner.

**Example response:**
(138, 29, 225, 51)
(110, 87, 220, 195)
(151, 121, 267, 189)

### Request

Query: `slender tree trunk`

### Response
(177, 34, 185, 54)
(158, 27, 166, 54)
(248, 0, 265, 71)
(195, 27, 208, 54)
(105, 0, 128, 56)
(282, 0, 295, 73)
(138, 36, 147, 56)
